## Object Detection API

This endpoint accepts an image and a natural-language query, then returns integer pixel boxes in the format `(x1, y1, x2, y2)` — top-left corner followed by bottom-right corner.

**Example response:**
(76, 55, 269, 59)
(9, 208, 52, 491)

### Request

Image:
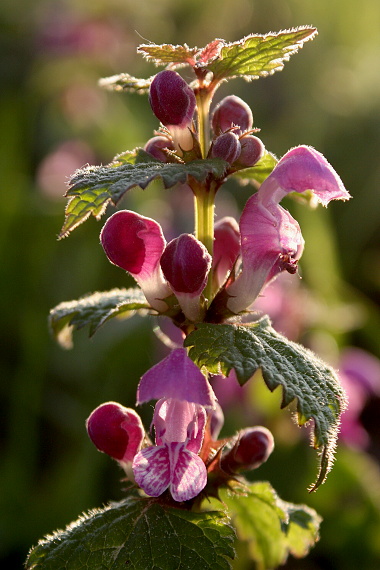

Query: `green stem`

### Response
(196, 89, 212, 159)
(194, 182, 216, 305)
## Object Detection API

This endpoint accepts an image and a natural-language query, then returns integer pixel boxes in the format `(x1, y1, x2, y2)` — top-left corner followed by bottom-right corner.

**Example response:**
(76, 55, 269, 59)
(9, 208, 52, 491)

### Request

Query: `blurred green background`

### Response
(2, 0, 380, 568)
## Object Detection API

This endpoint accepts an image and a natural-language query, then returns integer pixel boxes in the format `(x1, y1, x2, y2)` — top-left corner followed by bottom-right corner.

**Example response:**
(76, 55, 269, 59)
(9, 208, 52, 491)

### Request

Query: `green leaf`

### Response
(98, 73, 154, 94)
(60, 155, 228, 238)
(137, 42, 199, 66)
(184, 317, 347, 490)
(26, 495, 235, 570)
(233, 151, 278, 186)
(49, 288, 149, 349)
(208, 27, 317, 82)
(220, 482, 321, 569)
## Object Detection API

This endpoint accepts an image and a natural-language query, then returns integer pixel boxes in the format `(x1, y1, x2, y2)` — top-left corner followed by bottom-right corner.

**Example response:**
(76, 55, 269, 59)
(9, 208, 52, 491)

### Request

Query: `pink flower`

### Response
(133, 349, 216, 501)
(160, 234, 212, 321)
(133, 398, 207, 501)
(100, 210, 171, 312)
(86, 402, 145, 470)
(226, 145, 350, 314)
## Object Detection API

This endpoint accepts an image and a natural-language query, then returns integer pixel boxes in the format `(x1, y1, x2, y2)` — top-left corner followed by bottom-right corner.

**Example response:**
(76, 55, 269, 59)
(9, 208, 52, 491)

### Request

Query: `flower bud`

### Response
(86, 402, 145, 465)
(234, 135, 264, 168)
(100, 210, 171, 312)
(149, 70, 196, 152)
(220, 426, 274, 473)
(211, 132, 241, 164)
(213, 217, 240, 291)
(160, 234, 211, 321)
(212, 95, 253, 135)
(144, 136, 174, 162)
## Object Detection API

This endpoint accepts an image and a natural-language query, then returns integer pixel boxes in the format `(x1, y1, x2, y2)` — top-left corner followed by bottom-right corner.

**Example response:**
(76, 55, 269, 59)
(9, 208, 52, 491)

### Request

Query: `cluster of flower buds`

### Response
(87, 67, 350, 503)
(210, 95, 264, 169)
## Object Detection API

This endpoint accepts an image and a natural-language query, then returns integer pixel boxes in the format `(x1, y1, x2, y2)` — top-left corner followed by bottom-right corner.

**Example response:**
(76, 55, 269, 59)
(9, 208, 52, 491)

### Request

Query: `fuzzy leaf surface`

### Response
(61, 154, 228, 237)
(220, 482, 321, 569)
(184, 317, 347, 490)
(234, 151, 278, 186)
(137, 43, 199, 66)
(26, 495, 235, 570)
(208, 27, 317, 82)
(98, 73, 154, 94)
(49, 288, 149, 348)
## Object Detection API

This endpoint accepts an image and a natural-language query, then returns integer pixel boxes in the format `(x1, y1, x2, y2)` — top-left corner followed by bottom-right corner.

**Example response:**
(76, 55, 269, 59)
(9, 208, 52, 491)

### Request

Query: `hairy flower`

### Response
(226, 145, 350, 313)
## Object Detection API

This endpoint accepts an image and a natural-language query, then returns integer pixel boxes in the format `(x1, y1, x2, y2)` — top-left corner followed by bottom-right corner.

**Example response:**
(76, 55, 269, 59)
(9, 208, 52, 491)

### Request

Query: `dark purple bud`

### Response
(160, 234, 212, 321)
(211, 132, 241, 164)
(160, 234, 211, 296)
(149, 70, 196, 128)
(144, 136, 174, 162)
(212, 95, 253, 135)
(86, 402, 145, 464)
(234, 135, 264, 168)
(221, 426, 274, 473)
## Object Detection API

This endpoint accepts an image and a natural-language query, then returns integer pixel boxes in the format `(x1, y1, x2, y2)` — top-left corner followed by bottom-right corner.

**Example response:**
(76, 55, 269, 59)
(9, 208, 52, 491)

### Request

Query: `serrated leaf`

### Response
(208, 27, 317, 82)
(184, 317, 347, 490)
(234, 151, 278, 186)
(98, 73, 154, 94)
(138, 42, 199, 66)
(60, 156, 228, 238)
(49, 288, 149, 349)
(220, 482, 321, 569)
(26, 494, 235, 570)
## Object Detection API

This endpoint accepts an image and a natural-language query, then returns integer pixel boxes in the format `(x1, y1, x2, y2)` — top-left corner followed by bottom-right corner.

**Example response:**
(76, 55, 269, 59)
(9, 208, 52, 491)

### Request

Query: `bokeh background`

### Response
(2, 0, 380, 568)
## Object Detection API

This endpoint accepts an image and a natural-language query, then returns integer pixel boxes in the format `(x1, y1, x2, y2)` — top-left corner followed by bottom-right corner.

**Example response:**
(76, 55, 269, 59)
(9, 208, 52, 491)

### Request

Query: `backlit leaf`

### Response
(26, 494, 235, 570)
(60, 153, 228, 238)
(208, 27, 317, 82)
(184, 317, 347, 490)
(49, 288, 149, 348)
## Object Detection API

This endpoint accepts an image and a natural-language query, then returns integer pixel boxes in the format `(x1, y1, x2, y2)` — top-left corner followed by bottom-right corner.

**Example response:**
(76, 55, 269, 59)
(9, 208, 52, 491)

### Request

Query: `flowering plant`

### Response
(27, 27, 351, 569)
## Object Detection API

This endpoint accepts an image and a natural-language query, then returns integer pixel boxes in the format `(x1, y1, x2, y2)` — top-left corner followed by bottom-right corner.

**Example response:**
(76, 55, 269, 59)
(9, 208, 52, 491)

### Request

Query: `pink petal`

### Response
(226, 194, 304, 313)
(169, 443, 207, 502)
(132, 445, 170, 497)
(212, 217, 240, 291)
(137, 348, 216, 407)
(153, 399, 206, 452)
(100, 210, 171, 311)
(266, 145, 350, 206)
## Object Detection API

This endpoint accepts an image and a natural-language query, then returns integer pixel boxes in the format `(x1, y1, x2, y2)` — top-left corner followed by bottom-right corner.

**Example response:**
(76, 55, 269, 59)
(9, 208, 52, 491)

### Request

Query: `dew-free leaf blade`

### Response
(98, 73, 154, 94)
(234, 151, 278, 186)
(49, 288, 149, 348)
(220, 482, 321, 569)
(60, 156, 228, 238)
(184, 317, 347, 490)
(208, 27, 317, 82)
(138, 42, 199, 66)
(26, 495, 235, 570)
